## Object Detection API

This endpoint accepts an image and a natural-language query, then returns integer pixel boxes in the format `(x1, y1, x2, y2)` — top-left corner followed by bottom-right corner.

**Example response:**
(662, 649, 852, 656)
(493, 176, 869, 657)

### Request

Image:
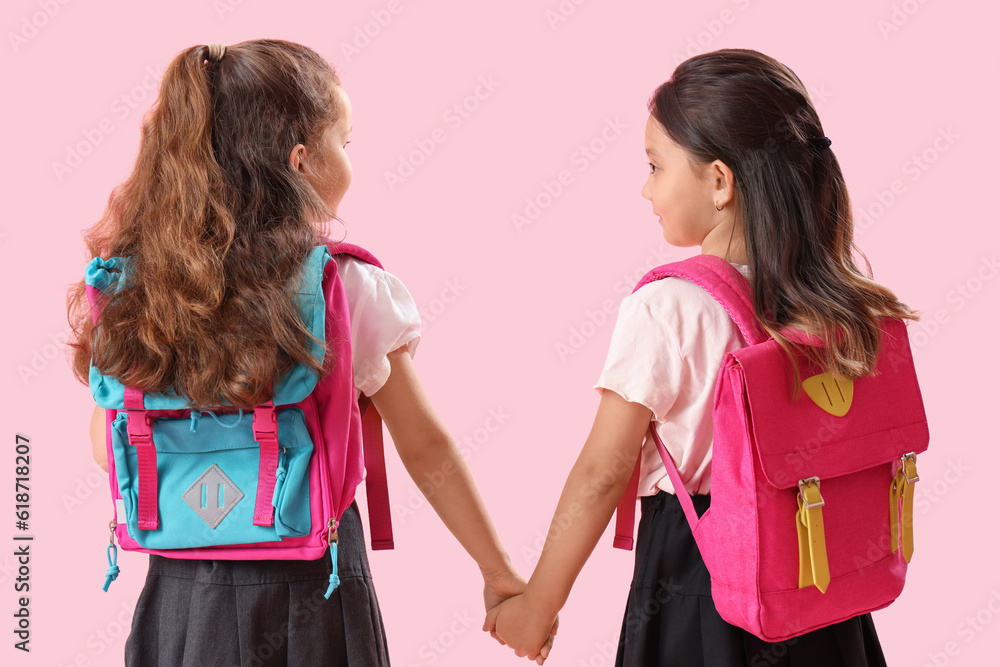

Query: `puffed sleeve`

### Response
(594, 286, 686, 422)
(336, 256, 422, 397)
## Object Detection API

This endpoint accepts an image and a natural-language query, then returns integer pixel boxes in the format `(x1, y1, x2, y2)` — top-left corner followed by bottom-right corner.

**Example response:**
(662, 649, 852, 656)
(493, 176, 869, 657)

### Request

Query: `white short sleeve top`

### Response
(334, 255, 422, 398)
(594, 262, 751, 496)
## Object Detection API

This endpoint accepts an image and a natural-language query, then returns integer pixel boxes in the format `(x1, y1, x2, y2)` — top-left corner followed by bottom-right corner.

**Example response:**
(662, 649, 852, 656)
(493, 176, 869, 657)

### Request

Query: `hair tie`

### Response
(206, 43, 226, 63)
(808, 136, 832, 152)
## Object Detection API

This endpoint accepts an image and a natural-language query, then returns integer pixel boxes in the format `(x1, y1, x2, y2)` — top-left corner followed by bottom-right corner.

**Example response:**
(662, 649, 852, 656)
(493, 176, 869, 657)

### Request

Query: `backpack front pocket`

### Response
(110, 408, 313, 549)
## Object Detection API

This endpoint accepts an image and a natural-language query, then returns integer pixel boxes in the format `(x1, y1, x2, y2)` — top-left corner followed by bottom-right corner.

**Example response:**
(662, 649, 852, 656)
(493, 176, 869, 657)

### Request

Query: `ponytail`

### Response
(68, 40, 342, 409)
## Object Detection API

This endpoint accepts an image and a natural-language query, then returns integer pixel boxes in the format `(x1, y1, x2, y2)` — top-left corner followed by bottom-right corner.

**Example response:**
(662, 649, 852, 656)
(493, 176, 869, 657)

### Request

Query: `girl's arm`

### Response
(485, 388, 652, 658)
(91, 405, 108, 472)
(369, 345, 524, 607)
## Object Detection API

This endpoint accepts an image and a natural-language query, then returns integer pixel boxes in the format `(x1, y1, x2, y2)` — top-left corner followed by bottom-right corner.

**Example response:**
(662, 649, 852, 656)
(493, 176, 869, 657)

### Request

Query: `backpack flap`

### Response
(86, 245, 332, 410)
(733, 316, 929, 489)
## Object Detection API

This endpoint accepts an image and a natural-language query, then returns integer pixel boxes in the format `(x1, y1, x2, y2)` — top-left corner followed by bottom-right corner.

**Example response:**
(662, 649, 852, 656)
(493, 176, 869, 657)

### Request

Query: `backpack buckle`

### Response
(900, 453, 919, 484)
(125, 410, 154, 445)
(797, 477, 825, 509)
(252, 405, 278, 443)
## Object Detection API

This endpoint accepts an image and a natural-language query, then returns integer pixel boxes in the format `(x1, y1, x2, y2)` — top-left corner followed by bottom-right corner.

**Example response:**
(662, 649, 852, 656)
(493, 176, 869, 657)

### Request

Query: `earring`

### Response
(715, 202, 724, 211)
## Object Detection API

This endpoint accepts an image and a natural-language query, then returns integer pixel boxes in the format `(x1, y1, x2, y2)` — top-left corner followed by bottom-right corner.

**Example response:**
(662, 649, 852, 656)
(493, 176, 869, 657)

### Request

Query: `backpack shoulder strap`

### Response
(326, 241, 384, 270)
(633, 255, 769, 346)
(614, 254, 769, 550)
(320, 240, 394, 551)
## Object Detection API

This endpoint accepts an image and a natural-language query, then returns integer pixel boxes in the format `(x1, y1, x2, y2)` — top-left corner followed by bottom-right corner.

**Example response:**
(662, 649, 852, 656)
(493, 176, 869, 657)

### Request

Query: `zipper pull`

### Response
(324, 518, 340, 599)
(190, 410, 201, 432)
(103, 520, 120, 592)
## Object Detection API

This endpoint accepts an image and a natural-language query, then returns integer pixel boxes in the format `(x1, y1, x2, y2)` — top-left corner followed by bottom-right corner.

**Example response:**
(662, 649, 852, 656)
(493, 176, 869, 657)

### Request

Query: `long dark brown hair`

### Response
(649, 48, 920, 397)
(67, 39, 343, 409)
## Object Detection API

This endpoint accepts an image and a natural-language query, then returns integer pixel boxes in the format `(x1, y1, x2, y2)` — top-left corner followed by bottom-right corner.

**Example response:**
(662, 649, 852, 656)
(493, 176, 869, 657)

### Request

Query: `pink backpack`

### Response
(614, 254, 929, 642)
(87, 242, 394, 598)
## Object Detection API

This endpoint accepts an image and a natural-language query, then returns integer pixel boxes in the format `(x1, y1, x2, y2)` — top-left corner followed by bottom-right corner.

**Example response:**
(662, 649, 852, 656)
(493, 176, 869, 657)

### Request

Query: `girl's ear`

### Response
(707, 159, 736, 209)
(289, 143, 307, 173)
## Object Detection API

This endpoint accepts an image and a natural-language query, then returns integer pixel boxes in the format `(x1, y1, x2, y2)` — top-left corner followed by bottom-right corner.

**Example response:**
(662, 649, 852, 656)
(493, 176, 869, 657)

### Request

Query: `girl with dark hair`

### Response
(68, 39, 532, 666)
(485, 48, 917, 666)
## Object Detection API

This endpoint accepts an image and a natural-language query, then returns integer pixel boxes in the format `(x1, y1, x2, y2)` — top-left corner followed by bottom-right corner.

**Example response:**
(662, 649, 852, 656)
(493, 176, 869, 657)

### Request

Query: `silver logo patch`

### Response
(182, 464, 244, 529)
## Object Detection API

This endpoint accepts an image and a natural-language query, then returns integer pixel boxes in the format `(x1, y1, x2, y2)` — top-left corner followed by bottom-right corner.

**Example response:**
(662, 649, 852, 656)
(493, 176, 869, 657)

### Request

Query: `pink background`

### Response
(2, 0, 996, 665)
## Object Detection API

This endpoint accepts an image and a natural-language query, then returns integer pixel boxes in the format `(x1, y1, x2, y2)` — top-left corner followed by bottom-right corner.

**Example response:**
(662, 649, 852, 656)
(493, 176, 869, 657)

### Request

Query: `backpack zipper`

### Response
(102, 519, 120, 592)
(324, 517, 340, 599)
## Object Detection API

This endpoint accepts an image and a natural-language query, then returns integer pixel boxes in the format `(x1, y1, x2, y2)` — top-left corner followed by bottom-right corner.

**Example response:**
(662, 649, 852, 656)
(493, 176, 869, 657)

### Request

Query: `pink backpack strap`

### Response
(359, 397, 394, 550)
(327, 241, 384, 270)
(613, 456, 642, 549)
(326, 241, 394, 551)
(86, 277, 162, 530)
(252, 400, 279, 526)
(613, 254, 768, 549)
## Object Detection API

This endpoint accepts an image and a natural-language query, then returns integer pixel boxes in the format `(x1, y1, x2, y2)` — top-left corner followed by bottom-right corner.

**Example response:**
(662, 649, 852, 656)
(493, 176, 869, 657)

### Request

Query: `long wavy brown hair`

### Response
(67, 39, 343, 409)
(649, 49, 920, 398)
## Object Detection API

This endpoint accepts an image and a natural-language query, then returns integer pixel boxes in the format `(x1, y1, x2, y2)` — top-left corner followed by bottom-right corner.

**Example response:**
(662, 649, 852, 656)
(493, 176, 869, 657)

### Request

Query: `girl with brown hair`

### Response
(67, 39, 529, 666)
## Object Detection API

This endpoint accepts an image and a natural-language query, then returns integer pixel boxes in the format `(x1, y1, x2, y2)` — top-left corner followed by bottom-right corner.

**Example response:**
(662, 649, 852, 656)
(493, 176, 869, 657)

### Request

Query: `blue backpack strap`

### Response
(614, 254, 769, 550)
(322, 241, 394, 551)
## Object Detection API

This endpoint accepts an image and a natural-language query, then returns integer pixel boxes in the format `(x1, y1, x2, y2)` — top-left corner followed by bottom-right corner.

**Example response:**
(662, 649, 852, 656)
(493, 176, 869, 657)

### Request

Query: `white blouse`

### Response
(595, 263, 752, 496)
(333, 255, 422, 398)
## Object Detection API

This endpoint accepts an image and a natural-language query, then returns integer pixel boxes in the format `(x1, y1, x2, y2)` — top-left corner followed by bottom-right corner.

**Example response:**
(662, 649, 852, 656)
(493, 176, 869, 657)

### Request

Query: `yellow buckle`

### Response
(796, 477, 830, 593)
(798, 477, 825, 509)
(890, 454, 919, 562)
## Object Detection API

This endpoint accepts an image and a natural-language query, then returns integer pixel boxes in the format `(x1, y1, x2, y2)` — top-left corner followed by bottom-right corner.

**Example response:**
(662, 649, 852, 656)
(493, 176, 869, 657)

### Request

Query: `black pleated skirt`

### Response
(124, 501, 390, 667)
(616, 491, 888, 667)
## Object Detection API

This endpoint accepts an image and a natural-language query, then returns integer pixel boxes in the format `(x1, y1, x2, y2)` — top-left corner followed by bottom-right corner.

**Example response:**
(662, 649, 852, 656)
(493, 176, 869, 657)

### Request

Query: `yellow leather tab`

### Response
(889, 456, 919, 562)
(796, 480, 830, 593)
(901, 457, 918, 562)
(889, 472, 902, 555)
(797, 503, 813, 589)
(802, 372, 854, 417)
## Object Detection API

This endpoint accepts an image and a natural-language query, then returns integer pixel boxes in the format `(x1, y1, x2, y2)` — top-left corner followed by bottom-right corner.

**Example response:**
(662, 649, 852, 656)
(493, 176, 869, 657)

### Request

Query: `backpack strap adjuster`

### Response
(796, 477, 830, 593)
(126, 410, 160, 531)
(797, 477, 825, 509)
(252, 403, 279, 527)
(890, 453, 919, 562)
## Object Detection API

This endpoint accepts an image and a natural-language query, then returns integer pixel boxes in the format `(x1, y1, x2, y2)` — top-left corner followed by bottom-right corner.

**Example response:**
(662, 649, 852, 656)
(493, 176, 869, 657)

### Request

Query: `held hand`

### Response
(483, 565, 527, 614)
(483, 593, 559, 664)
(483, 566, 532, 648)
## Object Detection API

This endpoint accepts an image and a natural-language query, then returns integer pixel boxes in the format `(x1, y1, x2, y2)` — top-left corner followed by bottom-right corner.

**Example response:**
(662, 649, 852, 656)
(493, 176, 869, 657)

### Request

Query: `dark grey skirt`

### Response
(616, 491, 887, 667)
(124, 501, 389, 667)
